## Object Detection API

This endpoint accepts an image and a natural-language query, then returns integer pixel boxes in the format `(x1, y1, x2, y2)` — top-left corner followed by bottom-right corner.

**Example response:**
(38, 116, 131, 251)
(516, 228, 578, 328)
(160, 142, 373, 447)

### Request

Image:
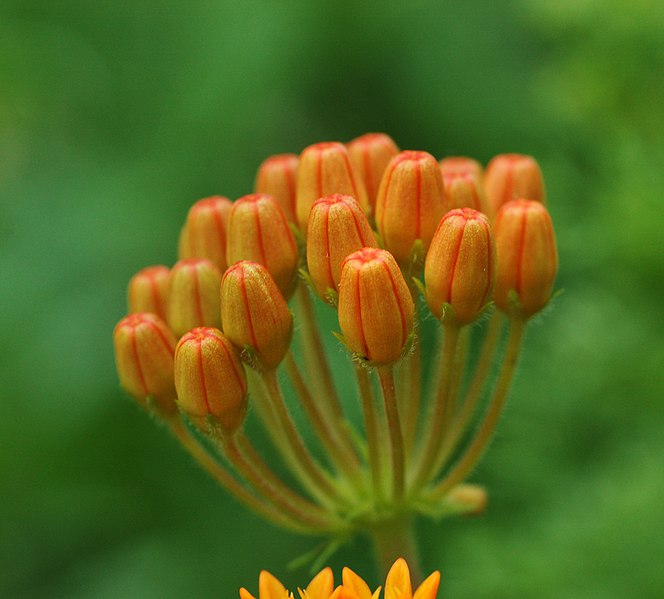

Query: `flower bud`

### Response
(296, 141, 368, 233)
(424, 208, 496, 325)
(174, 327, 247, 433)
(306, 194, 378, 305)
(494, 199, 558, 318)
(347, 132, 399, 219)
(177, 223, 192, 260)
(167, 258, 222, 337)
(127, 265, 170, 321)
(113, 313, 177, 412)
(338, 248, 414, 365)
(439, 156, 483, 180)
(226, 193, 299, 299)
(184, 196, 232, 270)
(254, 153, 299, 223)
(484, 153, 545, 216)
(375, 150, 446, 265)
(220, 261, 292, 370)
(442, 171, 488, 214)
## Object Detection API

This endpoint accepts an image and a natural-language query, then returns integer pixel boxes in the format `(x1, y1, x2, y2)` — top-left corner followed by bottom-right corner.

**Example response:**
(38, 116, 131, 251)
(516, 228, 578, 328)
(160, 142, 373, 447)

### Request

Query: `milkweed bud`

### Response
(127, 265, 170, 321)
(254, 153, 299, 223)
(306, 194, 378, 305)
(375, 150, 446, 265)
(174, 327, 247, 434)
(494, 199, 558, 318)
(220, 261, 293, 371)
(226, 193, 299, 299)
(347, 132, 399, 219)
(441, 160, 488, 214)
(484, 153, 545, 216)
(338, 248, 414, 365)
(183, 196, 232, 270)
(167, 258, 222, 337)
(296, 141, 368, 233)
(440, 155, 483, 179)
(424, 209, 496, 325)
(113, 313, 177, 413)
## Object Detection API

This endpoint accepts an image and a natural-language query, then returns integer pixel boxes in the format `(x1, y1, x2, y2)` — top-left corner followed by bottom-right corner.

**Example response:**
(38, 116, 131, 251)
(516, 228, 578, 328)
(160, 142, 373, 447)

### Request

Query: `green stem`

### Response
(427, 317, 526, 500)
(356, 363, 383, 500)
(219, 432, 337, 530)
(262, 369, 343, 509)
(435, 311, 503, 472)
(294, 285, 344, 421)
(378, 366, 405, 503)
(410, 322, 460, 491)
(285, 352, 365, 493)
(165, 417, 312, 533)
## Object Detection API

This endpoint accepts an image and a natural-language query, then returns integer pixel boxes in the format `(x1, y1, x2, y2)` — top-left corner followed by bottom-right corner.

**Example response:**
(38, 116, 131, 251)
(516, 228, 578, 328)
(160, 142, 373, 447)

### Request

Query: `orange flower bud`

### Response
(184, 195, 232, 270)
(439, 156, 483, 180)
(127, 265, 170, 321)
(484, 153, 545, 216)
(174, 327, 247, 433)
(177, 223, 192, 260)
(306, 194, 378, 304)
(296, 141, 368, 233)
(424, 209, 496, 325)
(113, 312, 177, 412)
(347, 132, 399, 219)
(220, 261, 293, 370)
(375, 150, 446, 265)
(254, 153, 299, 223)
(167, 258, 222, 337)
(338, 248, 414, 365)
(226, 193, 299, 299)
(494, 199, 558, 318)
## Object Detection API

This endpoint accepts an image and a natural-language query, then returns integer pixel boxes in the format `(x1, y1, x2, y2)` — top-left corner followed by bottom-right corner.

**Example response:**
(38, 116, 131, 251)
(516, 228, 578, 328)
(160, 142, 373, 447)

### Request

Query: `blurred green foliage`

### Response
(2, 1, 663, 597)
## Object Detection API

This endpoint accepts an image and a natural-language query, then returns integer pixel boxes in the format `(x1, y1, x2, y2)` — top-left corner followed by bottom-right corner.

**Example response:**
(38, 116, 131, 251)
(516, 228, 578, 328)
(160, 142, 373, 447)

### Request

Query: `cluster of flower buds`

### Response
(114, 134, 558, 571)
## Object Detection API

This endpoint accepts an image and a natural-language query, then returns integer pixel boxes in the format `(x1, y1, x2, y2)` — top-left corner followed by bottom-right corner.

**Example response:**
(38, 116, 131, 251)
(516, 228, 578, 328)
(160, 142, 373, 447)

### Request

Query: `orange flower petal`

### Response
(259, 570, 291, 599)
(413, 571, 440, 599)
(341, 567, 373, 599)
(240, 588, 257, 599)
(384, 558, 413, 599)
(305, 567, 334, 599)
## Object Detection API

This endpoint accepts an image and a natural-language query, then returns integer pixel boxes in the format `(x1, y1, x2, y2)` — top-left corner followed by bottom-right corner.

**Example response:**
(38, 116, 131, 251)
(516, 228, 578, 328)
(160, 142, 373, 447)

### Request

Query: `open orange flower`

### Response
(239, 558, 439, 599)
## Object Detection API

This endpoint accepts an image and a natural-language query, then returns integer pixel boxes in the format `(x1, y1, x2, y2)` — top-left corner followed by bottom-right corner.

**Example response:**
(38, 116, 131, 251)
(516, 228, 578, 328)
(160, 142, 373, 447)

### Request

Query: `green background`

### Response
(2, 1, 663, 597)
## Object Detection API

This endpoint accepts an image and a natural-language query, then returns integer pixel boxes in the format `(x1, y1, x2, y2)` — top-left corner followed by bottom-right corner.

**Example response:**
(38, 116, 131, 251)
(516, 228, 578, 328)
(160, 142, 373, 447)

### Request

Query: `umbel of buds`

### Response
(113, 135, 559, 578)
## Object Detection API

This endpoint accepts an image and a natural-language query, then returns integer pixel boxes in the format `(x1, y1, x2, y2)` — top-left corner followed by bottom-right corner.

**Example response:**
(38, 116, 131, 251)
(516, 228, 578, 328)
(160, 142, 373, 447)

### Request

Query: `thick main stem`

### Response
(378, 366, 405, 503)
(370, 516, 422, 584)
(428, 317, 526, 499)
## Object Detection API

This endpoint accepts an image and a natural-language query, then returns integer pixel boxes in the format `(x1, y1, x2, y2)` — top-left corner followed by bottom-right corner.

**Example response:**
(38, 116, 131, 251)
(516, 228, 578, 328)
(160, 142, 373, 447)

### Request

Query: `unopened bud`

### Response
(484, 153, 545, 216)
(220, 261, 293, 370)
(254, 153, 299, 223)
(439, 156, 483, 180)
(174, 327, 247, 433)
(127, 265, 170, 321)
(494, 199, 558, 318)
(440, 157, 484, 214)
(306, 194, 378, 305)
(184, 196, 232, 270)
(424, 208, 496, 325)
(347, 132, 399, 220)
(338, 248, 414, 365)
(226, 193, 299, 299)
(296, 141, 368, 233)
(167, 258, 222, 337)
(445, 483, 488, 516)
(113, 313, 177, 413)
(375, 150, 446, 265)
(177, 223, 192, 260)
